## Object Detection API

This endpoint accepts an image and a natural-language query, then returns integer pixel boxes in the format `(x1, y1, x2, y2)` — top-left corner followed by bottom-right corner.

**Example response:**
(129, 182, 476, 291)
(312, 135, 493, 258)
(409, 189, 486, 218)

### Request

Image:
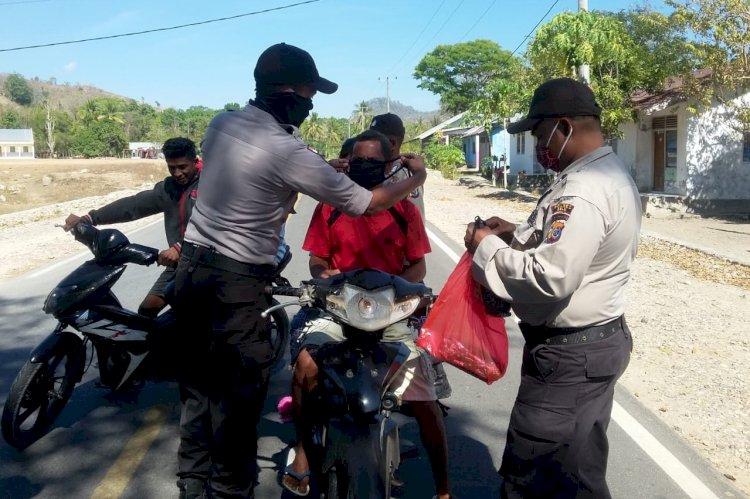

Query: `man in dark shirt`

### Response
(63, 137, 200, 317)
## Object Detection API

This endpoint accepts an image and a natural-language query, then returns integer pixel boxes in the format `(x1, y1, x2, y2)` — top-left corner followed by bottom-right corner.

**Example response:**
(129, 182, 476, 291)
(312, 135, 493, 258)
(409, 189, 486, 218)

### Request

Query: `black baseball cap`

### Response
(254, 43, 338, 94)
(507, 78, 602, 134)
(369, 113, 405, 139)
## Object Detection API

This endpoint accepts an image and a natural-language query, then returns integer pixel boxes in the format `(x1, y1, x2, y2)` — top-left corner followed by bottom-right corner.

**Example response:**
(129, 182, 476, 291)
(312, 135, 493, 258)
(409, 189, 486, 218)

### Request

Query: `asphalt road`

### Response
(0, 196, 743, 499)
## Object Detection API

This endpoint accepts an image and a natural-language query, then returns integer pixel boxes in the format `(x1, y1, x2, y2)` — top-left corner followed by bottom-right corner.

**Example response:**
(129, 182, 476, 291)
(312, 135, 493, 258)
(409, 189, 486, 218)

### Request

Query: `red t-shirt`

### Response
(303, 199, 431, 276)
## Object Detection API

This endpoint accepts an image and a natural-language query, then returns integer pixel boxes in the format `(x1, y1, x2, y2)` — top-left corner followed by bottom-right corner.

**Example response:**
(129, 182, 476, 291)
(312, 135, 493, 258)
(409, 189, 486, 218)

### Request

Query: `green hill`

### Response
(365, 97, 440, 122)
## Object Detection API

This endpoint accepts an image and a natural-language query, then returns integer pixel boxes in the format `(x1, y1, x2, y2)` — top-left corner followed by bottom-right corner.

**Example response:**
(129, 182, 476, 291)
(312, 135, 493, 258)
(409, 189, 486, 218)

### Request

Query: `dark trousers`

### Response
(499, 321, 632, 499)
(174, 245, 275, 499)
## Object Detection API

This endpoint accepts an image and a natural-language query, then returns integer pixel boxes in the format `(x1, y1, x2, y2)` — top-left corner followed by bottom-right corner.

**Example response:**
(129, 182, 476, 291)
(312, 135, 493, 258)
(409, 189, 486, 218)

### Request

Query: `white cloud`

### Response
(63, 61, 77, 73)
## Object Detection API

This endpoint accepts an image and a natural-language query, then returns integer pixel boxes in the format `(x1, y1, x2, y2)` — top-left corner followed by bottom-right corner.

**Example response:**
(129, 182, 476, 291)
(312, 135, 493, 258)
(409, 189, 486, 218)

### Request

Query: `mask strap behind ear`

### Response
(383, 161, 405, 181)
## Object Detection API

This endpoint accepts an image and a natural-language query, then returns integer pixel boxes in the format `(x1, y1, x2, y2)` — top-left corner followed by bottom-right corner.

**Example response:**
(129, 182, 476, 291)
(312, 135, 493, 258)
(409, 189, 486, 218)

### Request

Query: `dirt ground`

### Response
(0, 159, 166, 215)
(0, 160, 748, 495)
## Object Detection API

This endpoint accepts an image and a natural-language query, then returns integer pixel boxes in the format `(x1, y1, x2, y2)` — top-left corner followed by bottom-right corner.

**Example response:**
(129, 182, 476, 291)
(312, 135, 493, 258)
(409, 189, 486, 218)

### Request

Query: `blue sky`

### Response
(0, 0, 666, 118)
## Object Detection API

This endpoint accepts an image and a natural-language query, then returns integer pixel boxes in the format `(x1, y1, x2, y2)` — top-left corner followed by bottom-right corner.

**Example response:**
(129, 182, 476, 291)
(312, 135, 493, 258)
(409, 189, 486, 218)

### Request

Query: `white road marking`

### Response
(426, 227, 720, 499)
(611, 403, 720, 499)
(425, 227, 462, 263)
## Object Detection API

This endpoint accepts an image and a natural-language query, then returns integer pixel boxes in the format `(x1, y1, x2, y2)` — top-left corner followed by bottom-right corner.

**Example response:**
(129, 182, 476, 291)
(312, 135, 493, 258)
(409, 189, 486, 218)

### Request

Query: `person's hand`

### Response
(62, 214, 82, 232)
(158, 247, 180, 267)
(465, 221, 495, 254)
(484, 216, 517, 245)
(320, 268, 341, 279)
(328, 158, 349, 174)
(400, 153, 426, 177)
(485, 216, 516, 235)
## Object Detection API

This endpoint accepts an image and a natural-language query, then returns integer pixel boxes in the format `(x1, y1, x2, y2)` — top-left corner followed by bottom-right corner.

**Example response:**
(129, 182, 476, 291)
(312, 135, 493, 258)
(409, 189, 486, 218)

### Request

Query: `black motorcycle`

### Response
(1, 222, 290, 450)
(267, 269, 435, 498)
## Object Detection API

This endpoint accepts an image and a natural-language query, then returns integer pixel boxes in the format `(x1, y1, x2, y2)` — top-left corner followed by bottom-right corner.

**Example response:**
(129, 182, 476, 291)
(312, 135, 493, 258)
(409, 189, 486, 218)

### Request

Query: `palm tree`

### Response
(301, 112, 327, 152)
(97, 98, 124, 124)
(352, 101, 371, 132)
(76, 99, 98, 126)
(321, 122, 341, 158)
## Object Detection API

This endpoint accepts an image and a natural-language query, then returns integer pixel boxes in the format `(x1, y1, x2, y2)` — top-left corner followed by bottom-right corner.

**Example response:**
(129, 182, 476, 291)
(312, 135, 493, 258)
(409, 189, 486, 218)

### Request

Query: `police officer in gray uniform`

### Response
(465, 78, 641, 498)
(173, 43, 427, 499)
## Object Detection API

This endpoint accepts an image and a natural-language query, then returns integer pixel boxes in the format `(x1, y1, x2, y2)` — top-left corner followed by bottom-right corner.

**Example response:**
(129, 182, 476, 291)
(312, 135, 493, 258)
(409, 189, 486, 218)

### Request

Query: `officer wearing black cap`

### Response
(465, 78, 641, 498)
(173, 43, 428, 499)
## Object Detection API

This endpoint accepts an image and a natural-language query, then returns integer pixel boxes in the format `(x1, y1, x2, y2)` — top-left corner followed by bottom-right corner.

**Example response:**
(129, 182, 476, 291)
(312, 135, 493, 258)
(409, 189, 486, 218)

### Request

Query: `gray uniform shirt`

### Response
(185, 105, 373, 265)
(472, 146, 641, 328)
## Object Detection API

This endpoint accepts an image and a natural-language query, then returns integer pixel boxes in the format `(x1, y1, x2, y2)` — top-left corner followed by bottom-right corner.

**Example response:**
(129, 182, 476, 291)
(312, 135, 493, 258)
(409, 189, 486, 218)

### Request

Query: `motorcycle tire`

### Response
(326, 465, 353, 499)
(268, 302, 290, 374)
(1, 347, 80, 450)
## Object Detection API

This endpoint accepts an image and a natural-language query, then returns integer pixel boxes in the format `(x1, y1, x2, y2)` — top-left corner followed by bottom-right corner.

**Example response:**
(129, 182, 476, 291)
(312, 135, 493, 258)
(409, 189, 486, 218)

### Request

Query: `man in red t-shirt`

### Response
(282, 130, 451, 499)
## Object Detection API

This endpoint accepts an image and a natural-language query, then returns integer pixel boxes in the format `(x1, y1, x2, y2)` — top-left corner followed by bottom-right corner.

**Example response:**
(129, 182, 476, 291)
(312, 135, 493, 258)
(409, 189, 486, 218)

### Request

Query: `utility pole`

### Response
(578, 0, 590, 85)
(378, 76, 397, 113)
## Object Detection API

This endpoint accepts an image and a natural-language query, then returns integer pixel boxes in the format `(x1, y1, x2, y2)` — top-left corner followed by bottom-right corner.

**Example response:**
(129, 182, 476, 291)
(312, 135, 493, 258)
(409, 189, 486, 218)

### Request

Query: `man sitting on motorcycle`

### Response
(283, 129, 451, 499)
(62, 137, 200, 317)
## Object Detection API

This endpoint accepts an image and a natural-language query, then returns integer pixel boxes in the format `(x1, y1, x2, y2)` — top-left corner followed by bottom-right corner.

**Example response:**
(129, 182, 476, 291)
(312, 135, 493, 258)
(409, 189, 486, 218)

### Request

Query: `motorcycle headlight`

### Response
(326, 284, 422, 332)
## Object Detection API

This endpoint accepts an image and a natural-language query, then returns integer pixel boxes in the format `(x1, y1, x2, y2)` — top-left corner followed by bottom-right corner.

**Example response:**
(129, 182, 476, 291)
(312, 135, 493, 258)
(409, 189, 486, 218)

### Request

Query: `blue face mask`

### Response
(348, 158, 401, 190)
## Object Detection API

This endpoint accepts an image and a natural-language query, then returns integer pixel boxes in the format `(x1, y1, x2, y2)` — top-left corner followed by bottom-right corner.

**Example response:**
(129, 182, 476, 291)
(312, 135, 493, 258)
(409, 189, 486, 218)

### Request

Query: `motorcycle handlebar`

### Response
(266, 285, 303, 297)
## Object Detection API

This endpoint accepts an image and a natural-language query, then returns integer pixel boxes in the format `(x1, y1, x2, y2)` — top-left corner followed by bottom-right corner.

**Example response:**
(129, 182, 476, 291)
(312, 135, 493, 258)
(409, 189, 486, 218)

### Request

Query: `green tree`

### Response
(4, 73, 33, 106)
(423, 139, 465, 179)
(666, 0, 750, 126)
(123, 100, 157, 141)
(0, 110, 22, 128)
(613, 8, 696, 93)
(414, 40, 513, 114)
(224, 102, 241, 111)
(71, 119, 127, 157)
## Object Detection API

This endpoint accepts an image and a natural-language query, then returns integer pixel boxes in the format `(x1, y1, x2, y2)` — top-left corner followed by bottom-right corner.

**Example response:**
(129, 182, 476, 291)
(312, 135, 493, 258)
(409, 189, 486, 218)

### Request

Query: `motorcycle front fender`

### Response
(322, 415, 399, 497)
(29, 328, 86, 380)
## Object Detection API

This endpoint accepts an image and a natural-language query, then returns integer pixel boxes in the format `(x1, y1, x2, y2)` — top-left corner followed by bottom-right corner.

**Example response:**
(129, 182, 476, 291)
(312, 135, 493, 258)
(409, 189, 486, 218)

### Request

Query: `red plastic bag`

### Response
(417, 252, 509, 384)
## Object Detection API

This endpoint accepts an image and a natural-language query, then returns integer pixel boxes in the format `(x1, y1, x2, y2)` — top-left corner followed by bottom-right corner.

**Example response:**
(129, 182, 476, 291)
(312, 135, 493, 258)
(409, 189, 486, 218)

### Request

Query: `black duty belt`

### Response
(182, 241, 276, 278)
(520, 316, 626, 346)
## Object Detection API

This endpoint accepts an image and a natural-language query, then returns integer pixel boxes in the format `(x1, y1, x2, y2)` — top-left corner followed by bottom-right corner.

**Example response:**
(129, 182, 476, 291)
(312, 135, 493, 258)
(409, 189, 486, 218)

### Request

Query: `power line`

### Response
(459, 0, 498, 42)
(0, 0, 320, 53)
(509, 0, 559, 57)
(385, 0, 448, 76)
(0, 0, 55, 5)
(410, 0, 468, 66)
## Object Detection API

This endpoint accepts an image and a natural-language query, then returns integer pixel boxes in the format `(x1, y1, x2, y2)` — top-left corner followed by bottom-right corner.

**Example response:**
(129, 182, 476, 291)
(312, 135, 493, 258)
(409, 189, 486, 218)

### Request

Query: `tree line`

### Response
(414, 0, 750, 138)
(6, 0, 739, 162)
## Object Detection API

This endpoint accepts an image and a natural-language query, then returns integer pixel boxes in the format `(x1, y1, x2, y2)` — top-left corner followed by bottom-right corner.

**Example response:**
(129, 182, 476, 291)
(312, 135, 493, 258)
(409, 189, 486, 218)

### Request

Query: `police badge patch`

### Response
(545, 219, 566, 243)
(545, 200, 574, 243)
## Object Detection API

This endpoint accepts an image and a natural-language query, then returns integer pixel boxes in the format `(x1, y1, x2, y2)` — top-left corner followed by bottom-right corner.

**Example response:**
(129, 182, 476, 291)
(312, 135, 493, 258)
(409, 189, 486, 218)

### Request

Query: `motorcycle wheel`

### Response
(268, 302, 290, 374)
(326, 465, 354, 499)
(1, 348, 79, 450)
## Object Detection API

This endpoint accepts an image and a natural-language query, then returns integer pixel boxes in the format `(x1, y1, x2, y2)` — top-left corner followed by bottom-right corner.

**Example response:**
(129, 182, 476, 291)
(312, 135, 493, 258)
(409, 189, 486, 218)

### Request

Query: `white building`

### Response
(617, 85, 750, 214)
(0, 129, 35, 159)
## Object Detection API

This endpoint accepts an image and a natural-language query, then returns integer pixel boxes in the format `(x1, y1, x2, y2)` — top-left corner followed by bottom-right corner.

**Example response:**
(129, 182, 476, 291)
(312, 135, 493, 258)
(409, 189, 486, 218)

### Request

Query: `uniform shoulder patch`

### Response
(545, 199, 574, 243)
(550, 201, 574, 217)
(545, 219, 567, 244)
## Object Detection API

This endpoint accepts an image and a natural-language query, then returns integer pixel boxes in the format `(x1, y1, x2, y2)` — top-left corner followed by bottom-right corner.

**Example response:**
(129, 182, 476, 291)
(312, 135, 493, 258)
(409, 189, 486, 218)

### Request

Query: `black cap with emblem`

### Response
(507, 78, 601, 134)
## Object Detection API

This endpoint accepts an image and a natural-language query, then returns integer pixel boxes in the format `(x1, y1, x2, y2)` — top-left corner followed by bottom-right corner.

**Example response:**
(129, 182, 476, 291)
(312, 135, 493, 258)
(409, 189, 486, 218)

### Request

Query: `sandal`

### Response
(281, 447, 311, 497)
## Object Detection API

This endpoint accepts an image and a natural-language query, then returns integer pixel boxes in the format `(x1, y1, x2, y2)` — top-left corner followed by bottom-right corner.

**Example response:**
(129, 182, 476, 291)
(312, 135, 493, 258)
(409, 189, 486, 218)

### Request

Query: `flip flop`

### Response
(281, 447, 311, 497)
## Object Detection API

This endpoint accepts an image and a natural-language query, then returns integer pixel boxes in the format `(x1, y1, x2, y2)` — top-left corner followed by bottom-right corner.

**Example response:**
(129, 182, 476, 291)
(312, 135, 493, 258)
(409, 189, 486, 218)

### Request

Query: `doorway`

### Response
(653, 131, 665, 191)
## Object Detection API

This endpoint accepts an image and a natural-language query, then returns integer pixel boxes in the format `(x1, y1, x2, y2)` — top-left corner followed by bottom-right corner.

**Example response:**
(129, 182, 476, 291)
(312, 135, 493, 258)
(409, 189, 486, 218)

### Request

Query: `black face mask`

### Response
(253, 92, 313, 127)
(348, 159, 401, 190)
